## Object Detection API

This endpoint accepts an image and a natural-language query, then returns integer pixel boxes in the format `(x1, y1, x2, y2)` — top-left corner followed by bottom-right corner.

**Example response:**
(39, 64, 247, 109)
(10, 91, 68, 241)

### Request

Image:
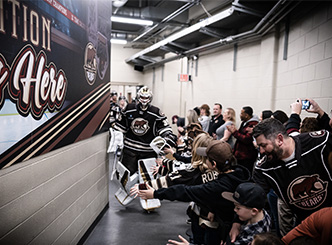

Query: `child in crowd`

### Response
(222, 182, 271, 245)
(132, 140, 251, 244)
(251, 232, 283, 245)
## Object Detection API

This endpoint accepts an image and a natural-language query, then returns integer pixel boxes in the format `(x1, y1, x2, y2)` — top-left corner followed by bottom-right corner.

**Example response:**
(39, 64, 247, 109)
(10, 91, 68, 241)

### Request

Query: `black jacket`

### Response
(208, 114, 224, 136)
(253, 130, 332, 222)
(154, 165, 251, 223)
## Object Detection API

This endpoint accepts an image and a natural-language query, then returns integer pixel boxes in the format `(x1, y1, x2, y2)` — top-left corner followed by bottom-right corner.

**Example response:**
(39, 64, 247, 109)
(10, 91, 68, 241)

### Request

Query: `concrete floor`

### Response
(83, 179, 191, 245)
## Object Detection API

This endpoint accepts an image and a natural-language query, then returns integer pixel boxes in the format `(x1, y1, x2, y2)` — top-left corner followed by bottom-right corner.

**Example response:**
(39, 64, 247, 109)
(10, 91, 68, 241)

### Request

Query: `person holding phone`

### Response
(307, 99, 332, 132)
(287, 98, 332, 134)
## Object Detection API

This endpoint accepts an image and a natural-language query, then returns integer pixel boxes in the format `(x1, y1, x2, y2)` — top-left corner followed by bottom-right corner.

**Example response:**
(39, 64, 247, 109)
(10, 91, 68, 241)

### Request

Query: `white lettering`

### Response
(8, 0, 19, 38)
(1, 1, 51, 49)
(23, 4, 28, 41)
(30, 10, 39, 46)
(0, 0, 5, 34)
(9, 45, 67, 118)
(0, 58, 9, 86)
(41, 69, 50, 101)
(56, 72, 65, 101)
(42, 17, 51, 51)
(202, 174, 207, 183)
(0, 54, 10, 108)
(53, 0, 67, 16)
(13, 50, 34, 104)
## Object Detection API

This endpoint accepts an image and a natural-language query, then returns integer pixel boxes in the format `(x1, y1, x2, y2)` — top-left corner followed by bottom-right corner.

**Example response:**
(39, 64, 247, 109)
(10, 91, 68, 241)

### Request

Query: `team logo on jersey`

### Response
(287, 174, 328, 210)
(131, 118, 150, 136)
(255, 155, 267, 167)
(309, 130, 326, 138)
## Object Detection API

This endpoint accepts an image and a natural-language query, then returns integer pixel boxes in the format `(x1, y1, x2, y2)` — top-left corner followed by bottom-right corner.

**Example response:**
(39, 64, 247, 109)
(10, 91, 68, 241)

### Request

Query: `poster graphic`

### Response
(0, 0, 111, 169)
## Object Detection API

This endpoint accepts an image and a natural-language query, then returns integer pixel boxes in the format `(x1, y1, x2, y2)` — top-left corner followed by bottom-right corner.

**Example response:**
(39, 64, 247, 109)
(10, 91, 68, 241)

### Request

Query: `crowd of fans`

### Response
(113, 93, 332, 245)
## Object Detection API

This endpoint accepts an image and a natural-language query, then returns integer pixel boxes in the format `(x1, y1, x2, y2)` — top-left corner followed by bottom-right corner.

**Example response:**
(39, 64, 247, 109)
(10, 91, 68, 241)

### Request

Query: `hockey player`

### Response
(110, 90, 119, 126)
(112, 86, 177, 205)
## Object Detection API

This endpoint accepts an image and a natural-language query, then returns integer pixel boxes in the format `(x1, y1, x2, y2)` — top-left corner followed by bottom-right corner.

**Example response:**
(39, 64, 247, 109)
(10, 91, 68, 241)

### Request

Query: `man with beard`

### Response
(252, 118, 332, 227)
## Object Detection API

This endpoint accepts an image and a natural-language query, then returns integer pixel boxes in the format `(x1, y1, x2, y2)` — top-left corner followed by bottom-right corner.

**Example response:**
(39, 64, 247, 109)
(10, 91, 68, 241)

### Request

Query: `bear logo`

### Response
(287, 174, 328, 210)
(131, 118, 150, 136)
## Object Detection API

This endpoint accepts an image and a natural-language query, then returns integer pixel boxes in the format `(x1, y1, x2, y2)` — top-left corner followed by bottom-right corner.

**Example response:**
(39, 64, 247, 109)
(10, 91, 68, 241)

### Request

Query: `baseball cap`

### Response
(196, 140, 233, 165)
(221, 182, 266, 209)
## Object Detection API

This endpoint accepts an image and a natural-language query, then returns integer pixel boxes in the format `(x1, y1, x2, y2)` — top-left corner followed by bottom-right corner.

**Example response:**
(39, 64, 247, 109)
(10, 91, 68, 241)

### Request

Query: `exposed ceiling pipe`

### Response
(224, 0, 291, 42)
(143, 0, 299, 70)
(260, 1, 302, 36)
(131, 0, 200, 43)
(126, 7, 234, 63)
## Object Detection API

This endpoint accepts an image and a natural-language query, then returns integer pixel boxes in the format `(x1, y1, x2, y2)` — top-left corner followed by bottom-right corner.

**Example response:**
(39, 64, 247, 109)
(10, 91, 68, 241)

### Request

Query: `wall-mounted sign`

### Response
(178, 74, 192, 82)
(0, 0, 111, 169)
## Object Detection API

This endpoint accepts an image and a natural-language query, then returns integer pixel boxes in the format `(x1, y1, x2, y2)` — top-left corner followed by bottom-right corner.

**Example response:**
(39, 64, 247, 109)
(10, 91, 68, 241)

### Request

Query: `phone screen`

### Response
(139, 183, 147, 190)
(301, 100, 310, 110)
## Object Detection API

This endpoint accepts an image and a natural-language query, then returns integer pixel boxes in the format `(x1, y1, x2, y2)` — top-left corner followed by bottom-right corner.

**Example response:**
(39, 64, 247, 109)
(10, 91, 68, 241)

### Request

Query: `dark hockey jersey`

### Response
(253, 130, 332, 222)
(148, 164, 219, 190)
(113, 103, 176, 153)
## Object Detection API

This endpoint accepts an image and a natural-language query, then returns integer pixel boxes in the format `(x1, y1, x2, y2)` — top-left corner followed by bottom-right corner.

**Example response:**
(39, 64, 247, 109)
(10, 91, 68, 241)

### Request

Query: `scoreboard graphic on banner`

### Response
(0, 0, 111, 169)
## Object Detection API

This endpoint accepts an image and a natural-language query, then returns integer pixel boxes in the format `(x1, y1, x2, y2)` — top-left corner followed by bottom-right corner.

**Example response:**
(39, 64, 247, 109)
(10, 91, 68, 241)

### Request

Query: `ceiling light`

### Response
(111, 16, 153, 26)
(126, 7, 234, 63)
(112, 0, 128, 8)
(110, 39, 127, 45)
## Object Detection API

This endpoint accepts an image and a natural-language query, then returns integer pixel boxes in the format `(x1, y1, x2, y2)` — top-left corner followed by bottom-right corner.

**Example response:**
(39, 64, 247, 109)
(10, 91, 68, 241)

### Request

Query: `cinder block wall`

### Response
(134, 2, 332, 126)
(275, 2, 332, 111)
(0, 133, 109, 244)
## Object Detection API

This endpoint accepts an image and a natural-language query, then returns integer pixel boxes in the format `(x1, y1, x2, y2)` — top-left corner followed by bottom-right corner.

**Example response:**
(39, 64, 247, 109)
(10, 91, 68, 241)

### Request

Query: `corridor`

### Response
(82, 179, 190, 245)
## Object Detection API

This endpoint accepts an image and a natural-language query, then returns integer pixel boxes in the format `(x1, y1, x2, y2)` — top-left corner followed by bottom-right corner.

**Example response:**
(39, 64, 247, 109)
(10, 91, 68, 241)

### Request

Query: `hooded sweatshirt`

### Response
(232, 116, 259, 161)
(154, 165, 251, 223)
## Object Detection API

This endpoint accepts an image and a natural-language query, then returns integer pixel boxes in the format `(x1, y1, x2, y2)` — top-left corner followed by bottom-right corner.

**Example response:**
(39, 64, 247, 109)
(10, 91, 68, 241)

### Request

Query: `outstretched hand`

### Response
(163, 147, 174, 155)
(138, 183, 155, 200)
(130, 183, 155, 200)
(129, 184, 139, 198)
(151, 165, 160, 176)
(167, 235, 189, 245)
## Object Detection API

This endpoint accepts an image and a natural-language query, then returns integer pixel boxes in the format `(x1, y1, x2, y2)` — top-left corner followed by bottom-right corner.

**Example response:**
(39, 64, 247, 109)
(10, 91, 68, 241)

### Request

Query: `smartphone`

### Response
(301, 100, 311, 110)
(138, 183, 147, 190)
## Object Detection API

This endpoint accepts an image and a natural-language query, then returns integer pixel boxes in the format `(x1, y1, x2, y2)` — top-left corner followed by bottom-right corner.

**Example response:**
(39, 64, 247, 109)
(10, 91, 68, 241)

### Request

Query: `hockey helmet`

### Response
(137, 86, 153, 110)
(118, 95, 126, 101)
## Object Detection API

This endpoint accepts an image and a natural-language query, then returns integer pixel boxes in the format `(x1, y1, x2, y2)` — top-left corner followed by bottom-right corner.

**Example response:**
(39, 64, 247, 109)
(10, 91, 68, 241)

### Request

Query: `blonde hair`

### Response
(226, 108, 236, 123)
(187, 109, 199, 125)
(191, 133, 213, 172)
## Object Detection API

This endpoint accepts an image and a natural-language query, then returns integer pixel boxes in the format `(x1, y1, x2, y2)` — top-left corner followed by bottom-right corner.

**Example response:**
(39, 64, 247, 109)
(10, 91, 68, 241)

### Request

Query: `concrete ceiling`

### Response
(111, 0, 321, 71)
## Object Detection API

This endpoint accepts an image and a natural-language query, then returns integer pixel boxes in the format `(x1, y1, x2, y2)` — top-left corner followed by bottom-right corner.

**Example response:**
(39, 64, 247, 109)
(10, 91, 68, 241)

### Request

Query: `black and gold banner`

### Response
(0, 0, 111, 169)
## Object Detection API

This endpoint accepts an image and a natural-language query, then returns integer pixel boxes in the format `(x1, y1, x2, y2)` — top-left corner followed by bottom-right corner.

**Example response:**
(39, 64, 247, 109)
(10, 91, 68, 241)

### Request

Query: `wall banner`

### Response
(0, 0, 111, 169)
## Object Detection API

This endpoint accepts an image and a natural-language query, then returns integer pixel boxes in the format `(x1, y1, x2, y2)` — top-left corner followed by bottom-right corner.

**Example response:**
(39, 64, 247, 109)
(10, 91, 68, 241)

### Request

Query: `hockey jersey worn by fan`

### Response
(113, 103, 176, 153)
(253, 130, 332, 222)
(147, 165, 219, 190)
